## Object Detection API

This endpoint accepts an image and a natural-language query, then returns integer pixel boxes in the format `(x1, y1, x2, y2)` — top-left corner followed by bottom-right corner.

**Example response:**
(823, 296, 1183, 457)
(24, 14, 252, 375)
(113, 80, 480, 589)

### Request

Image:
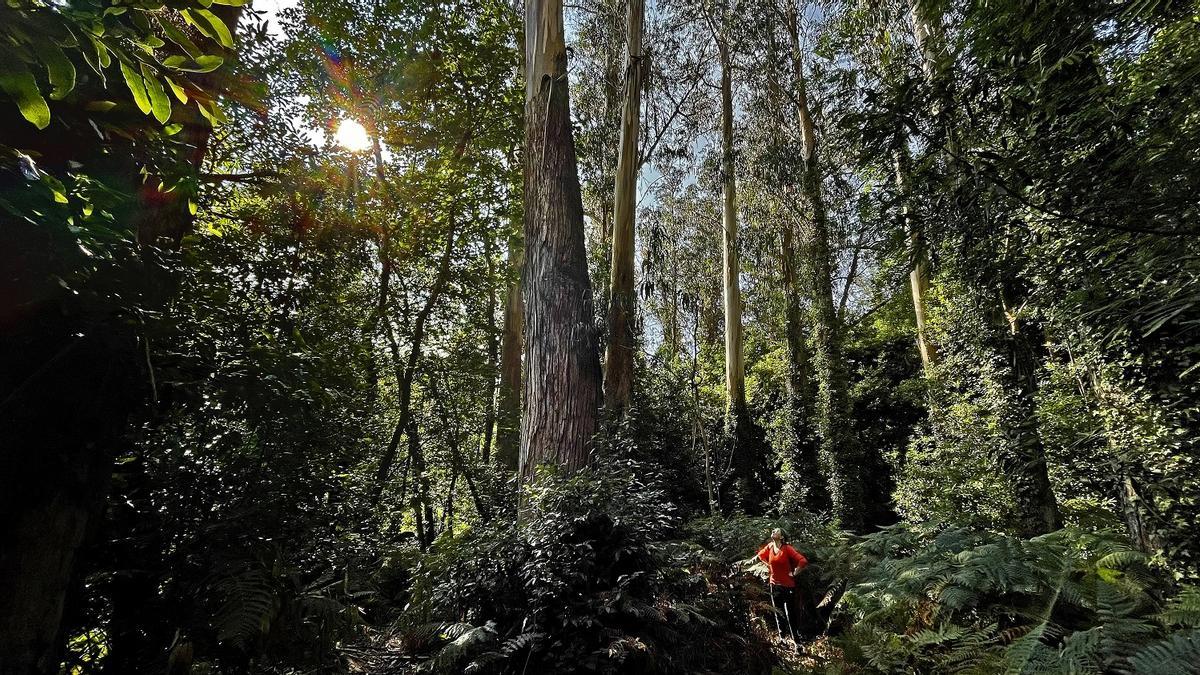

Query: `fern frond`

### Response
(1161, 587, 1200, 628)
(211, 567, 278, 650)
(1128, 630, 1200, 675)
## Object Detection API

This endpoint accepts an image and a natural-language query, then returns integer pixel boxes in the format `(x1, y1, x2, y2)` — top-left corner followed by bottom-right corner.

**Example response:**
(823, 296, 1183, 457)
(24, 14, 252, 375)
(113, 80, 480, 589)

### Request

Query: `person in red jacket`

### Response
(756, 528, 808, 639)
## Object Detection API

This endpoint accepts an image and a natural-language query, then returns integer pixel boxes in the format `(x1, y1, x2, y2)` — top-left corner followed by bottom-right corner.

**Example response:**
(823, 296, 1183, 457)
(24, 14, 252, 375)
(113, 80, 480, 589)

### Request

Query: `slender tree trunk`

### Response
(520, 0, 603, 481)
(787, 6, 864, 530)
(480, 237, 500, 463)
(407, 419, 436, 550)
(715, 35, 760, 511)
(892, 147, 939, 370)
(372, 223, 457, 504)
(496, 241, 524, 470)
(603, 0, 645, 416)
(717, 40, 746, 429)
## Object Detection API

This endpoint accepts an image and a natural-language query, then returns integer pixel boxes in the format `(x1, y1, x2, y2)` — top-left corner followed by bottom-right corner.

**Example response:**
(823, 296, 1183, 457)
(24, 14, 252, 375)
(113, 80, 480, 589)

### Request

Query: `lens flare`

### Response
(334, 119, 371, 152)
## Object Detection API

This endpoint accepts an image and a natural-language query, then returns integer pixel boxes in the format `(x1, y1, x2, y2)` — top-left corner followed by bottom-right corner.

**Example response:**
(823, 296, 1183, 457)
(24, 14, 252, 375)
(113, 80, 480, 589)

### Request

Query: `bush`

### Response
(382, 460, 780, 674)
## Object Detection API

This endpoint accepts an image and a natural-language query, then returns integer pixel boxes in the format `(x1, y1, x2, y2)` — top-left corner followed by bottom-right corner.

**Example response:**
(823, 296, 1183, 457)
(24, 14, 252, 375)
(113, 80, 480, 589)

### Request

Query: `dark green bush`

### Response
(386, 460, 780, 674)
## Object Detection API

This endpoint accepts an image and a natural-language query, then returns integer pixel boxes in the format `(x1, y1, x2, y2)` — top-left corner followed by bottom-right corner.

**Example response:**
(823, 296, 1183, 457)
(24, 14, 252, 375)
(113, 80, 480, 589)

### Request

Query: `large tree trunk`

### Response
(603, 0, 645, 416)
(787, 7, 865, 530)
(767, 35, 825, 511)
(999, 287, 1062, 535)
(0, 327, 131, 675)
(520, 0, 603, 481)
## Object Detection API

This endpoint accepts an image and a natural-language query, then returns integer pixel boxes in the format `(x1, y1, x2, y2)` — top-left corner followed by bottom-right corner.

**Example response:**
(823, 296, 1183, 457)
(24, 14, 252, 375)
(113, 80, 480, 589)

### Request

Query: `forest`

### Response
(1, 0, 1199, 672)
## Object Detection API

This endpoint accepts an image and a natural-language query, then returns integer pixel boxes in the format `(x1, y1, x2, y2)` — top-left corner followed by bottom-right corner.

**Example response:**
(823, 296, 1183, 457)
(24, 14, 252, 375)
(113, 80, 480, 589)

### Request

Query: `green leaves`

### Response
(120, 60, 152, 115)
(141, 63, 172, 123)
(0, 52, 51, 129)
(0, 5, 235, 130)
(29, 42, 76, 101)
(163, 54, 225, 73)
(160, 17, 203, 59)
(182, 9, 235, 50)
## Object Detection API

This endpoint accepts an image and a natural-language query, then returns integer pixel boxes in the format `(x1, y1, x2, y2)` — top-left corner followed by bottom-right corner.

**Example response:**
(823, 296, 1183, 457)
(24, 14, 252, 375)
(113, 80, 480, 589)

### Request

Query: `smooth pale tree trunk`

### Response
(892, 147, 938, 370)
(787, 7, 865, 530)
(497, 1, 525, 472)
(717, 41, 746, 427)
(603, 0, 645, 416)
(902, 1, 945, 372)
(495, 242, 523, 470)
(480, 237, 499, 463)
(715, 36, 761, 511)
(520, 0, 603, 481)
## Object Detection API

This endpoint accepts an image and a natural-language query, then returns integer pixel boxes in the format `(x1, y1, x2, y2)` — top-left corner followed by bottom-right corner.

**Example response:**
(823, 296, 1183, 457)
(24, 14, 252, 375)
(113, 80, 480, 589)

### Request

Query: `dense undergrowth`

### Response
(329, 463, 1200, 675)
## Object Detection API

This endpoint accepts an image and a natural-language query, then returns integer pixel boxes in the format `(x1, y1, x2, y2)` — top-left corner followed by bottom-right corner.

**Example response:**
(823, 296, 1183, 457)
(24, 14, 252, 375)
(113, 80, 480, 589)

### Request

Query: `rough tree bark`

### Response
(603, 0, 645, 416)
(787, 6, 865, 530)
(520, 0, 603, 481)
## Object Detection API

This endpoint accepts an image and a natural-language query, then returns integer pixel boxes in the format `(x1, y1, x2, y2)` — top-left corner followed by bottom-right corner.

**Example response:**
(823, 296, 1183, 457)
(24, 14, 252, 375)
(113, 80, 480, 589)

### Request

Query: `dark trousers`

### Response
(769, 583, 796, 635)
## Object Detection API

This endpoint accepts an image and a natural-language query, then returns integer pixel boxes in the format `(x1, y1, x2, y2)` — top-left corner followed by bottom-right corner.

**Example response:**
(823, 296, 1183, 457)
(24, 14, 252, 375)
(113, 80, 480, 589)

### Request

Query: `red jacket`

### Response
(757, 543, 807, 587)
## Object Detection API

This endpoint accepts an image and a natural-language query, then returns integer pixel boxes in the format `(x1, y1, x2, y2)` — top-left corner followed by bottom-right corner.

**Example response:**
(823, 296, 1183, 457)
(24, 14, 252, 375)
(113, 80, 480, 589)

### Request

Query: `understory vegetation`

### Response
(2, 0, 1199, 673)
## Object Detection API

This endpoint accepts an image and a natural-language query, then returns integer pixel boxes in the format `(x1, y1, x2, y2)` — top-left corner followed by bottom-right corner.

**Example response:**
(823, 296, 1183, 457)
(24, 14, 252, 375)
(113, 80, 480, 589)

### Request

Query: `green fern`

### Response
(211, 567, 279, 650)
(1128, 630, 1200, 674)
(1161, 586, 1200, 628)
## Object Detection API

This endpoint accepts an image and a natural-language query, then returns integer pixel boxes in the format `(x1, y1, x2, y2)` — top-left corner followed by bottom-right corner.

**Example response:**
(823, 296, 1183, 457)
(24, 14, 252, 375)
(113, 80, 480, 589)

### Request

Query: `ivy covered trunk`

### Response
(520, 0, 602, 481)
(781, 219, 827, 511)
(603, 0, 644, 417)
(999, 288, 1062, 536)
(767, 33, 825, 513)
(788, 7, 864, 530)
